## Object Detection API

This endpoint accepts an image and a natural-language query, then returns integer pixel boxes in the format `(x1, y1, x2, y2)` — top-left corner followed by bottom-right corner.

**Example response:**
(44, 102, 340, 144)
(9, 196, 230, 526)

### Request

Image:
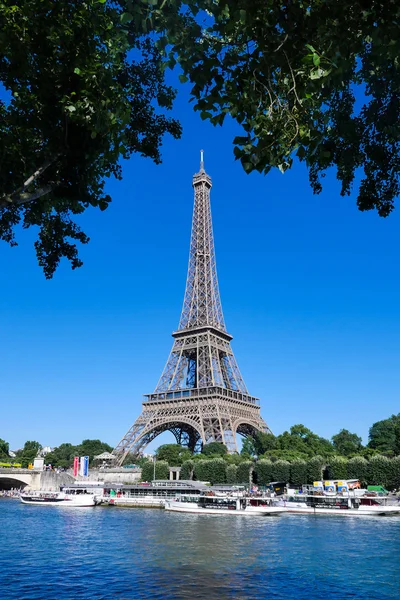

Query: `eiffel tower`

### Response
(112, 152, 271, 465)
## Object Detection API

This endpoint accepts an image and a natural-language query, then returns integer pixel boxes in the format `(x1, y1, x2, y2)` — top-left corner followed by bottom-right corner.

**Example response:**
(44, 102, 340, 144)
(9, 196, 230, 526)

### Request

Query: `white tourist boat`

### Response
(278, 493, 400, 516)
(20, 488, 98, 507)
(165, 494, 286, 516)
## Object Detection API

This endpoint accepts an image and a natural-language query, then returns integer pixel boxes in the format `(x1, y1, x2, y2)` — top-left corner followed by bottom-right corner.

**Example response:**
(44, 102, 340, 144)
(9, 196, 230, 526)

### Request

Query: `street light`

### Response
(153, 455, 156, 482)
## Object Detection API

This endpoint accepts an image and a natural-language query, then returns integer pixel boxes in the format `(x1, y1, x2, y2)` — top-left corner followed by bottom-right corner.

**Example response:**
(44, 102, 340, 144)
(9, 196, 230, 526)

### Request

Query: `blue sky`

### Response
(1, 81, 400, 452)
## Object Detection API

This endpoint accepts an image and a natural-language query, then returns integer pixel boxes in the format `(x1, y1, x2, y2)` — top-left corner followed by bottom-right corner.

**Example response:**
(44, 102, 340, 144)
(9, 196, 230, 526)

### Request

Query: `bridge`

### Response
(0, 469, 42, 490)
(0, 469, 75, 491)
(0, 467, 142, 490)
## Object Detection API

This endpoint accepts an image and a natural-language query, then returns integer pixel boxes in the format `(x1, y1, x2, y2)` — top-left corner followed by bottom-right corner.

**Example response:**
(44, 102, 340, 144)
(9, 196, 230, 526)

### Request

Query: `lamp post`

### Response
(153, 456, 156, 482)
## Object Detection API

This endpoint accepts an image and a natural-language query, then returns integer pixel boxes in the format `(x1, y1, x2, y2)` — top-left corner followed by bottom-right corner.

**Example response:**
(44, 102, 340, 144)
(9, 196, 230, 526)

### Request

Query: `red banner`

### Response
(73, 456, 79, 477)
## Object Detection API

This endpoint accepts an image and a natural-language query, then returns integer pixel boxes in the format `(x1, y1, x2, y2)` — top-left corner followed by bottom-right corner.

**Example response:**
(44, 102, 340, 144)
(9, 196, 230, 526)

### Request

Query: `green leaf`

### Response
(74, 68, 81, 75)
(305, 44, 317, 53)
(233, 136, 249, 145)
(120, 13, 133, 24)
(239, 10, 246, 24)
(242, 161, 253, 173)
(312, 54, 320, 67)
(65, 105, 76, 112)
(179, 74, 189, 83)
(310, 68, 325, 80)
(297, 146, 306, 160)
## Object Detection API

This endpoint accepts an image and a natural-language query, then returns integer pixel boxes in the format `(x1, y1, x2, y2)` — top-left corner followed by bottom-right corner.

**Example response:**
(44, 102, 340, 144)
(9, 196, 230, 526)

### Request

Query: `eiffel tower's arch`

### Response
(234, 420, 266, 441)
(119, 417, 203, 459)
(113, 154, 272, 466)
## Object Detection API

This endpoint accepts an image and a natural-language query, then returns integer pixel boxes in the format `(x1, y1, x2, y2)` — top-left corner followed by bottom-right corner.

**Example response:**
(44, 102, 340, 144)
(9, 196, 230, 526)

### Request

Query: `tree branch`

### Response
(0, 153, 61, 209)
(0, 184, 55, 209)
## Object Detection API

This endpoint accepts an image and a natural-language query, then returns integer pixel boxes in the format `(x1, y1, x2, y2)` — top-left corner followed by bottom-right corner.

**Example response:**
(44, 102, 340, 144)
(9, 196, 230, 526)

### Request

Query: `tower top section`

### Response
(193, 149, 212, 188)
(178, 153, 226, 332)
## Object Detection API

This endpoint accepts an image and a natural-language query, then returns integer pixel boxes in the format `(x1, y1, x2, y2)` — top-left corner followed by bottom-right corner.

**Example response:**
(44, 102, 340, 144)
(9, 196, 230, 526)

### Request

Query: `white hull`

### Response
(106, 497, 165, 508)
(284, 505, 400, 516)
(20, 494, 96, 507)
(165, 501, 285, 516)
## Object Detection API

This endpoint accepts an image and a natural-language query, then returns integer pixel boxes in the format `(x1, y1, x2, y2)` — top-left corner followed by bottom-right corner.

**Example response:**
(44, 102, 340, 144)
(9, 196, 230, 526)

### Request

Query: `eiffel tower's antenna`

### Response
(112, 155, 271, 464)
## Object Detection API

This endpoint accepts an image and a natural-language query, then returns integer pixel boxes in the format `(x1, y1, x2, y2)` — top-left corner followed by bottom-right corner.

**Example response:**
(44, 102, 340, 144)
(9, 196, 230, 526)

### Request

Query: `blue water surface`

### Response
(0, 499, 399, 599)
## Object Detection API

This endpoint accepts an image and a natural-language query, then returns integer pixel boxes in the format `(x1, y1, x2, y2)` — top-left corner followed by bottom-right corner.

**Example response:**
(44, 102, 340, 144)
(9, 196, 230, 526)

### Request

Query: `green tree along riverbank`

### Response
(1, 439, 113, 469)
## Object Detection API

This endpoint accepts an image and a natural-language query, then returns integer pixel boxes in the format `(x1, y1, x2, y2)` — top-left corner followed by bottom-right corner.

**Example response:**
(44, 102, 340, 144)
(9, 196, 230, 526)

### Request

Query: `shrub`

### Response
(290, 460, 307, 486)
(347, 456, 368, 486)
(194, 459, 213, 483)
(327, 457, 348, 480)
(388, 456, 400, 490)
(226, 464, 238, 484)
(367, 455, 391, 487)
(194, 458, 226, 484)
(155, 460, 169, 480)
(306, 455, 325, 484)
(140, 460, 154, 482)
(271, 460, 290, 483)
(209, 458, 227, 484)
(255, 460, 273, 486)
(140, 460, 169, 481)
(180, 460, 194, 481)
(237, 461, 253, 485)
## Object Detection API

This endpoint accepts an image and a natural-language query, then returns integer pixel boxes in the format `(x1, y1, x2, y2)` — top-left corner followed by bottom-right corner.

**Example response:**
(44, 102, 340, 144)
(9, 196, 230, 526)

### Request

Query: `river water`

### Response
(1, 499, 399, 599)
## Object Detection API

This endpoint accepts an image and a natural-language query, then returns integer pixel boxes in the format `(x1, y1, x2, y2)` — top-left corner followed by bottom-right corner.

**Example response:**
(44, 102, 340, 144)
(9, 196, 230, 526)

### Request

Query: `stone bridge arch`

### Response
(0, 470, 41, 490)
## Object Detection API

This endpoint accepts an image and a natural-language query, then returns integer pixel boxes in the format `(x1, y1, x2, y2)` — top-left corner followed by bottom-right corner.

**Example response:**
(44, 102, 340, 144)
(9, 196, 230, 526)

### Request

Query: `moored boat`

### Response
(278, 492, 400, 516)
(20, 488, 98, 507)
(165, 493, 286, 516)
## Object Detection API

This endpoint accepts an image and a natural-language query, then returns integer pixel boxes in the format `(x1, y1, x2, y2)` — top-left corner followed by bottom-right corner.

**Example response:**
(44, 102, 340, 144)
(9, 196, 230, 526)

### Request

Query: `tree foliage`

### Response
(0, 438, 9, 459)
(236, 461, 253, 485)
(327, 456, 348, 480)
(41, 439, 112, 468)
(347, 456, 368, 486)
(367, 454, 391, 487)
(240, 437, 257, 457)
(289, 460, 307, 487)
(0, 0, 180, 276)
(271, 460, 290, 483)
(77, 439, 113, 463)
(306, 455, 325, 484)
(201, 442, 228, 457)
(254, 459, 273, 486)
(389, 456, 400, 490)
(368, 414, 400, 455)
(139, 460, 153, 482)
(162, 0, 400, 216)
(155, 444, 192, 466)
(180, 459, 194, 480)
(194, 458, 226, 484)
(15, 440, 42, 468)
(44, 443, 77, 469)
(226, 464, 238, 484)
(332, 429, 363, 457)
(141, 459, 169, 481)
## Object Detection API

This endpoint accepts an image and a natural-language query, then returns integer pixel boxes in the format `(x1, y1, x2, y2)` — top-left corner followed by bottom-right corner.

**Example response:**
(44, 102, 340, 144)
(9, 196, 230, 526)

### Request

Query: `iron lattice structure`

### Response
(113, 153, 271, 464)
